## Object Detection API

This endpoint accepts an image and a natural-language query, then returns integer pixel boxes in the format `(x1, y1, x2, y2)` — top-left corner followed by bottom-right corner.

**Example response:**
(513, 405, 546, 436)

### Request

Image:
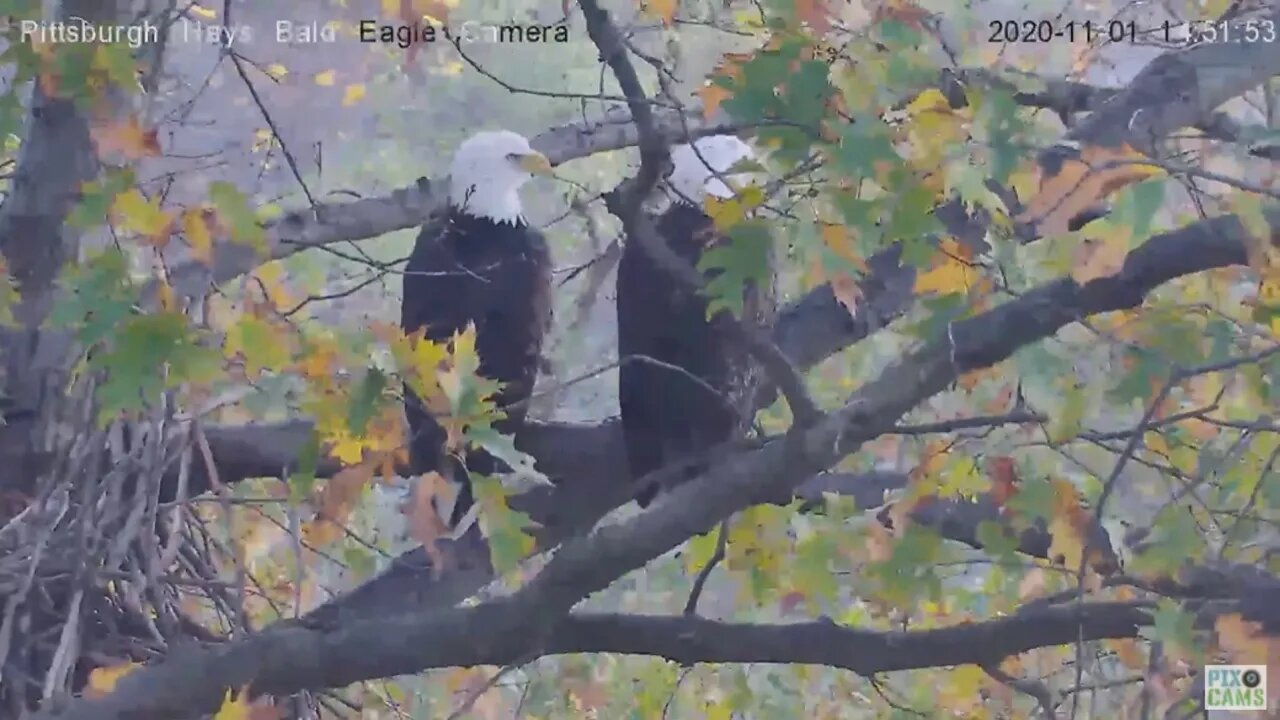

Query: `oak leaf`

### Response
(401, 471, 453, 573)
(644, 0, 677, 24)
(1016, 143, 1162, 237)
(90, 116, 161, 161)
(85, 662, 140, 698)
(181, 208, 215, 264)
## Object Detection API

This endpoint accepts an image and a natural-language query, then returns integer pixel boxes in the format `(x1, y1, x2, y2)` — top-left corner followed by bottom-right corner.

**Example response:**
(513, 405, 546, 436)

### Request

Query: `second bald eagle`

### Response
(617, 135, 773, 505)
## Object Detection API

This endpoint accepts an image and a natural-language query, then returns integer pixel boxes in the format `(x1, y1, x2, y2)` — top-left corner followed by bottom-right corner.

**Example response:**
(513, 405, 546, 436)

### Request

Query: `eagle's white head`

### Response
(448, 130, 553, 225)
(666, 135, 757, 206)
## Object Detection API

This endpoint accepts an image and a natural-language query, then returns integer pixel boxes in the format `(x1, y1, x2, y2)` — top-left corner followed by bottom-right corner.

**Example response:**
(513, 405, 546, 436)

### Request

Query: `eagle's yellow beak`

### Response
(516, 151, 554, 176)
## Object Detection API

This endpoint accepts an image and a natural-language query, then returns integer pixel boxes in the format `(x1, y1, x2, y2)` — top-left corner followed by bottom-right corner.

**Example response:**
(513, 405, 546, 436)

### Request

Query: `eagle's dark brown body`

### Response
(617, 203, 774, 504)
(401, 208, 552, 524)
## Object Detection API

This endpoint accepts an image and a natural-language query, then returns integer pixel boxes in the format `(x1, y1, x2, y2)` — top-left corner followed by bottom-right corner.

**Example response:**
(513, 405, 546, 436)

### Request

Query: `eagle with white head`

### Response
(616, 134, 776, 507)
(402, 130, 554, 528)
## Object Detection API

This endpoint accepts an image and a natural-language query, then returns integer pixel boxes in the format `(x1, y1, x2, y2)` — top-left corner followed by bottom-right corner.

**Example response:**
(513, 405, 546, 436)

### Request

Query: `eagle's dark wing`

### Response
(401, 213, 552, 525)
(618, 204, 775, 505)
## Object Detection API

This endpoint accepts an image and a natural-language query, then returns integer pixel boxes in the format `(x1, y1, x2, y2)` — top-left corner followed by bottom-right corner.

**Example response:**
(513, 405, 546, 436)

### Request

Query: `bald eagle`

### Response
(402, 130, 554, 527)
(617, 135, 774, 505)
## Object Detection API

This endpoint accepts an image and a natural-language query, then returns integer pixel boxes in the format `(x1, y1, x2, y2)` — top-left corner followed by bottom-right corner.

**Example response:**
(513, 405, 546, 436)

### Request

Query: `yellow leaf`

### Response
(86, 662, 141, 697)
(223, 315, 290, 379)
(703, 184, 764, 231)
(1071, 222, 1132, 284)
(941, 665, 986, 714)
(820, 224, 868, 271)
(341, 83, 366, 106)
(434, 60, 464, 76)
(213, 686, 251, 720)
(904, 88, 952, 116)
(645, 0, 677, 24)
(112, 189, 173, 244)
(1047, 514, 1083, 569)
(1144, 430, 1170, 458)
(1230, 192, 1275, 274)
(314, 70, 336, 86)
(264, 63, 288, 80)
(250, 261, 291, 310)
(156, 280, 176, 312)
(182, 208, 214, 264)
(188, 3, 217, 20)
(704, 700, 733, 720)
(913, 238, 978, 295)
(1016, 143, 1163, 237)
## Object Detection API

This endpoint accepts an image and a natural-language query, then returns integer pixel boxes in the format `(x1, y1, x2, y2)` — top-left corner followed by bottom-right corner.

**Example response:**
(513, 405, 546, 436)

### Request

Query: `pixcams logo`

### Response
(1204, 664, 1267, 711)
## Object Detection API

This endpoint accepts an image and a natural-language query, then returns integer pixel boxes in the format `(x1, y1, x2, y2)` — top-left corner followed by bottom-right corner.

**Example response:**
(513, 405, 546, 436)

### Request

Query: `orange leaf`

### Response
(90, 116, 161, 161)
(864, 519, 894, 562)
(986, 455, 1019, 507)
(698, 84, 733, 121)
(1105, 638, 1147, 670)
(794, 0, 832, 35)
(699, 52, 749, 119)
(303, 463, 375, 547)
(644, 0, 677, 24)
(871, 0, 931, 29)
(214, 686, 280, 720)
(1071, 235, 1128, 284)
(1017, 566, 1048, 600)
(1016, 143, 1162, 237)
(829, 271, 861, 317)
(1215, 613, 1273, 665)
(401, 471, 453, 573)
(86, 662, 140, 698)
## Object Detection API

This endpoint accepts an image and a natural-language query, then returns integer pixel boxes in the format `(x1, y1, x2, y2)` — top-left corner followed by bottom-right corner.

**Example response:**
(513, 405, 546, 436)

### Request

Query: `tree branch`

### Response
(188, 31, 1280, 628)
(33, 194, 1277, 720)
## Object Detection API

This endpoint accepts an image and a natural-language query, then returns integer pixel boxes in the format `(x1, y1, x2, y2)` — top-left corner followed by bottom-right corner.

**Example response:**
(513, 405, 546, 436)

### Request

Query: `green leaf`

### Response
(288, 429, 321, 503)
(1107, 349, 1169, 405)
(974, 88, 1028, 184)
(346, 366, 387, 435)
(1110, 178, 1167, 240)
(209, 181, 265, 247)
(224, 315, 289, 378)
(68, 168, 135, 230)
(1005, 475, 1055, 524)
(781, 59, 831, 126)
(94, 42, 140, 91)
(976, 520, 1019, 560)
(94, 311, 217, 423)
(834, 120, 898, 177)
(49, 247, 136, 346)
(471, 475, 535, 575)
(466, 424, 548, 486)
(884, 180, 941, 243)
(1144, 597, 1198, 654)
(699, 219, 773, 318)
